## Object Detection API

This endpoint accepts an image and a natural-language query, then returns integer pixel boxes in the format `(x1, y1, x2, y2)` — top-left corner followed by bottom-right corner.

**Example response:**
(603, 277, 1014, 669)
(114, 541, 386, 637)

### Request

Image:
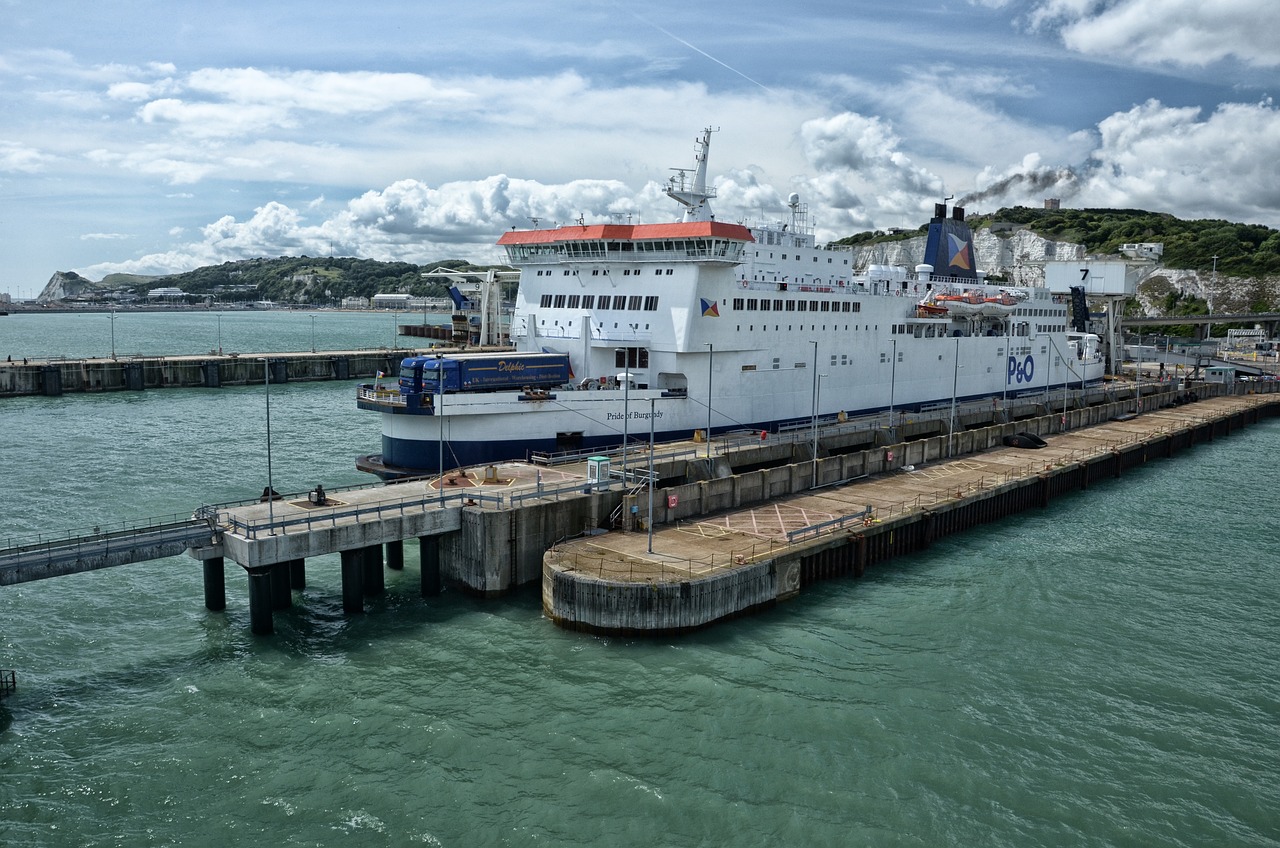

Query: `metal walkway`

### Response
(0, 519, 214, 586)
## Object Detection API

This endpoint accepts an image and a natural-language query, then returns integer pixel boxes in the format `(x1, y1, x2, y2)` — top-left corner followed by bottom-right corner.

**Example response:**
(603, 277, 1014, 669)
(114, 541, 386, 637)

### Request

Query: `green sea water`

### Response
(1, 314, 1277, 847)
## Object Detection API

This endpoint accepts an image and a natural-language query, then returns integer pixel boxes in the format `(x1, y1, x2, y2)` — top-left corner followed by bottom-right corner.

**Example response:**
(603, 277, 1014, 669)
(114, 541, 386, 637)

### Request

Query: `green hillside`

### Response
(837, 206, 1280, 279)
(127, 256, 509, 304)
(972, 207, 1280, 278)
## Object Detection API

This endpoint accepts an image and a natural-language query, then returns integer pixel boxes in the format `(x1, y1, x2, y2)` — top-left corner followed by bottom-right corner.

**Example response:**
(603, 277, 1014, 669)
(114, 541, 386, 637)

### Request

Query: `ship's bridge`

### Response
(498, 221, 753, 266)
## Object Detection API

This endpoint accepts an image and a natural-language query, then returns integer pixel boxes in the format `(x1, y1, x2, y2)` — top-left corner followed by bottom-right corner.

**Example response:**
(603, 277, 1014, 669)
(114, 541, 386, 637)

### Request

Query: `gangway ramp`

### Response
(0, 518, 214, 586)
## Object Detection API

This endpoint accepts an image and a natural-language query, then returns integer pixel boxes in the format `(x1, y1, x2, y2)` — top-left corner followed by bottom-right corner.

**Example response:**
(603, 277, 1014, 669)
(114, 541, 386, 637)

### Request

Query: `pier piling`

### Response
(246, 568, 274, 635)
(362, 545, 384, 595)
(289, 558, 306, 589)
(419, 536, 442, 597)
(202, 557, 226, 611)
(270, 561, 292, 610)
(386, 540, 404, 570)
(340, 550, 364, 614)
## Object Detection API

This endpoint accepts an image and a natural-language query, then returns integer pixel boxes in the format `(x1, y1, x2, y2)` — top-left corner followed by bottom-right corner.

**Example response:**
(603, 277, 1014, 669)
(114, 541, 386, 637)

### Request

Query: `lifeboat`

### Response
(934, 290, 984, 316)
(979, 292, 1019, 316)
(916, 294, 949, 318)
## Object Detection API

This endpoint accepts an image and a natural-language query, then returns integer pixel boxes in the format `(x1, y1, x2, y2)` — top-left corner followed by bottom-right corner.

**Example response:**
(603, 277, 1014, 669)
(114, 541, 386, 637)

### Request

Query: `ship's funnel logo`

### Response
(947, 233, 972, 271)
(701, 298, 720, 317)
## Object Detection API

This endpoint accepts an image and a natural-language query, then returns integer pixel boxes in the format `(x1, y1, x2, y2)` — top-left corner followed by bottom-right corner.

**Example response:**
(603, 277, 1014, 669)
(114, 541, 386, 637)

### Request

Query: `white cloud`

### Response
(1079, 98, 1280, 220)
(796, 113, 943, 229)
(139, 98, 298, 138)
(0, 140, 50, 172)
(1031, 0, 1280, 67)
(86, 147, 220, 184)
(107, 79, 175, 102)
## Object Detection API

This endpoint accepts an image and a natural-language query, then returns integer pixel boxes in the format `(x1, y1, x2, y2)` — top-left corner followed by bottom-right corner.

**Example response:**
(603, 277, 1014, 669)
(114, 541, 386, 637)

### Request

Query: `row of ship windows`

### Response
(730, 324, 1068, 339)
(876, 345, 1049, 363)
(732, 297, 862, 313)
(533, 269, 677, 276)
(741, 344, 1054, 373)
(755, 252, 850, 265)
(538, 294, 660, 310)
(538, 319, 652, 331)
(890, 323, 1070, 337)
(735, 324, 871, 334)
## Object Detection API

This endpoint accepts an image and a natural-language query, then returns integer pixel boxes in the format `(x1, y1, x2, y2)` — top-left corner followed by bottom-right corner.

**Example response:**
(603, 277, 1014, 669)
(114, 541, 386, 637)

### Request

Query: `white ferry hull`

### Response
(368, 329, 1102, 472)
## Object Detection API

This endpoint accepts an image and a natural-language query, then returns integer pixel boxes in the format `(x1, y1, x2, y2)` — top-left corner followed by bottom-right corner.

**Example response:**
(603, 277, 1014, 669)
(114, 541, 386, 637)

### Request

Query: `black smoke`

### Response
(958, 166, 1082, 207)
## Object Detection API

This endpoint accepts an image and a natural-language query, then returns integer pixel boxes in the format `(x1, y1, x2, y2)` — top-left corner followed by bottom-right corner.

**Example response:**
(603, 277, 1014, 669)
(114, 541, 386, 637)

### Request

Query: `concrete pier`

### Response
(543, 391, 1280, 635)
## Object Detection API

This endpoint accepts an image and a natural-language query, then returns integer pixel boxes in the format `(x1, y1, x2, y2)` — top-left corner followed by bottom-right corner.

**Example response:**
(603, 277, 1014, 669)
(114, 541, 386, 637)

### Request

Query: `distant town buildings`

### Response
(364, 294, 452, 310)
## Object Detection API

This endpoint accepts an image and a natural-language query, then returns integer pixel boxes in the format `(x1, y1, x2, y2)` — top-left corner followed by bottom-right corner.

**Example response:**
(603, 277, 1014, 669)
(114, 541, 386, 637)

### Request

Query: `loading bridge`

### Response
(0, 518, 215, 586)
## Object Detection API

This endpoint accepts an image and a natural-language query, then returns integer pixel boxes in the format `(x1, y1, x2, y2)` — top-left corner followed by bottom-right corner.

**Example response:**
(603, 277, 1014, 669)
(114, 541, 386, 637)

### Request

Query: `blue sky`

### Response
(3, 0, 1279, 295)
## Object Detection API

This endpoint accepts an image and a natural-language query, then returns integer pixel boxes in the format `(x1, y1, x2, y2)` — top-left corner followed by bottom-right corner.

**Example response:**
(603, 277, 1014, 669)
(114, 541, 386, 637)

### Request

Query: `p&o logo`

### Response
(1007, 354, 1035, 385)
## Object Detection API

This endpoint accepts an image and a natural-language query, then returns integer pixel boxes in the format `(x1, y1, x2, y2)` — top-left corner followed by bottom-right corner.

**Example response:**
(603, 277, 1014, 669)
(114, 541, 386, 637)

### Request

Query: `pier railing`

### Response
(529, 443, 698, 467)
(786, 506, 875, 543)
(509, 479, 618, 507)
(215, 489, 505, 540)
(556, 537, 788, 582)
(0, 519, 214, 585)
(0, 510, 214, 558)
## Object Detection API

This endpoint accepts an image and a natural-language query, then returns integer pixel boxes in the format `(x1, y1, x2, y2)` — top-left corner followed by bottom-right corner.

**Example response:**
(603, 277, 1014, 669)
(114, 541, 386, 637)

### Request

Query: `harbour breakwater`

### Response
(0, 348, 450, 396)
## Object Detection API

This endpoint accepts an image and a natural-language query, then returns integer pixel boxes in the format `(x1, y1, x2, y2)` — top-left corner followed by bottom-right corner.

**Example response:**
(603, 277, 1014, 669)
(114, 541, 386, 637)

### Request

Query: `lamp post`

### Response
(1135, 347, 1141, 414)
(309, 313, 316, 353)
(258, 358, 275, 530)
(616, 347, 629, 481)
(391, 309, 399, 350)
(704, 342, 713, 460)
(109, 309, 117, 360)
(948, 336, 960, 458)
(216, 311, 222, 354)
(648, 397, 658, 553)
(436, 352, 445, 505)
(810, 341, 819, 483)
(1207, 254, 1218, 347)
(887, 338, 897, 440)
(1002, 325, 1009, 408)
(813, 373, 825, 487)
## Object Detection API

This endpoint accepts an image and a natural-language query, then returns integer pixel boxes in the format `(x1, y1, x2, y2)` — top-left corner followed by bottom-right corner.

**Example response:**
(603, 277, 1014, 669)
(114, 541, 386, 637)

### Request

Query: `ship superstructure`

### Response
(357, 129, 1103, 475)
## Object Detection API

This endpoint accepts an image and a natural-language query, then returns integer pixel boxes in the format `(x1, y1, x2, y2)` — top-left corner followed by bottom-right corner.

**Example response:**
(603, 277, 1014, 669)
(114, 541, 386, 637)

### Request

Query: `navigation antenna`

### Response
(666, 127, 719, 223)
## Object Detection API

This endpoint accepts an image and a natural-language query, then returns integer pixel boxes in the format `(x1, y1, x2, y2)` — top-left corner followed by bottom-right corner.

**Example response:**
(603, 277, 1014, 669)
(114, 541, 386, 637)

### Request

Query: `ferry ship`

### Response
(357, 129, 1103, 476)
